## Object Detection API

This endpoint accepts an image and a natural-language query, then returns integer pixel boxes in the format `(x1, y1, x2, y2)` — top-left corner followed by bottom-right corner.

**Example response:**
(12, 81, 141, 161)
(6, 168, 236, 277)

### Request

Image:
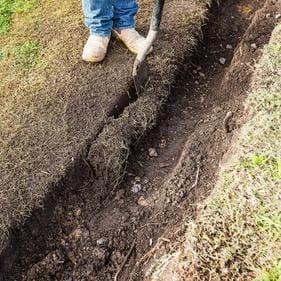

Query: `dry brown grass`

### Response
(177, 23, 281, 281)
(0, 0, 84, 252)
(0, 0, 211, 256)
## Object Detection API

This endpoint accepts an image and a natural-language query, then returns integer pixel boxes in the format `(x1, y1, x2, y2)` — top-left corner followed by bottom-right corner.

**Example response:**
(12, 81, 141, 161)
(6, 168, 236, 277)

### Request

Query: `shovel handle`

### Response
(136, 0, 165, 62)
(150, 0, 165, 31)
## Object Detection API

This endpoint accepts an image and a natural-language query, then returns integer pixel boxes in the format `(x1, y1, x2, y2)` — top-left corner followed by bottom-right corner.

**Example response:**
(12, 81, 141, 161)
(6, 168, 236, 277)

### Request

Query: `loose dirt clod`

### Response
(148, 148, 158, 157)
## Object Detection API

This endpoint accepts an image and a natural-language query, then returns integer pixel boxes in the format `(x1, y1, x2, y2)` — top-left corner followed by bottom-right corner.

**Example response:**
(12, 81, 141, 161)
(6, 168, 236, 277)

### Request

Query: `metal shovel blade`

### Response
(132, 0, 165, 94)
(133, 57, 149, 95)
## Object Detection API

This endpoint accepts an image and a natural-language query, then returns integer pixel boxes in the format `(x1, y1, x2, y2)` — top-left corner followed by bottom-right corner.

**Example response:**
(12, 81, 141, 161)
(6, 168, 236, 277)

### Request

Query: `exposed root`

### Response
(114, 242, 136, 281)
(191, 166, 201, 190)
(130, 237, 171, 280)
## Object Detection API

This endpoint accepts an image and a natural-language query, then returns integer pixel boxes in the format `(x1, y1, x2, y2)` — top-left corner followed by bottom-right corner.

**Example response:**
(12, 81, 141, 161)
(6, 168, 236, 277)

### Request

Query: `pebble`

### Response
(131, 183, 142, 193)
(159, 138, 167, 148)
(148, 147, 158, 157)
(96, 237, 108, 247)
(134, 176, 141, 182)
(143, 178, 149, 184)
(226, 44, 233, 49)
(219, 57, 226, 65)
(251, 43, 257, 49)
(276, 14, 281, 19)
(75, 208, 81, 217)
(266, 13, 271, 18)
(137, 196, 150, 207)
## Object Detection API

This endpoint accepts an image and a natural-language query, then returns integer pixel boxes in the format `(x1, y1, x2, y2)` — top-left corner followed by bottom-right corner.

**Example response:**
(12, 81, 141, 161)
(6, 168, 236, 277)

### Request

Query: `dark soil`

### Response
(2, 0, 280, 280)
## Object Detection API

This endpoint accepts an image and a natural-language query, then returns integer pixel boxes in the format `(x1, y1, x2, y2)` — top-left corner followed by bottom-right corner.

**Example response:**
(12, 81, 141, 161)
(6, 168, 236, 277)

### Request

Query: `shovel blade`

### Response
(133, 58, 149, 95)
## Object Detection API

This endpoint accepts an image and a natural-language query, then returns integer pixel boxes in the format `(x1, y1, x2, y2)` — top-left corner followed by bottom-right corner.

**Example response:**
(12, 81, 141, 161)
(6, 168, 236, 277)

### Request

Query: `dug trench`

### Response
(2, 0, 280, 280)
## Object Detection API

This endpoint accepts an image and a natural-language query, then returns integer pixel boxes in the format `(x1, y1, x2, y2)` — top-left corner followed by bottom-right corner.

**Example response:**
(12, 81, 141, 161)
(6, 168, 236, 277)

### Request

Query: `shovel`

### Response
(133, 0, 165, 95)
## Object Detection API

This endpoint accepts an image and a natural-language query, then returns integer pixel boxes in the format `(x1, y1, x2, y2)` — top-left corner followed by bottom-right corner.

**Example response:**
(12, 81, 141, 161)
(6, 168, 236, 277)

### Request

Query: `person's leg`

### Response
(112, 0, 138, 30)
(82, 0, 113, 62)
(82, 0, 113, 37)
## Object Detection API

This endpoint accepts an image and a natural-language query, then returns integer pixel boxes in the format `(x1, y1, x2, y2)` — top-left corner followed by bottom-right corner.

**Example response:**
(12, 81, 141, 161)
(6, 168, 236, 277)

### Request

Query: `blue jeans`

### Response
(82, 0, 139, 37)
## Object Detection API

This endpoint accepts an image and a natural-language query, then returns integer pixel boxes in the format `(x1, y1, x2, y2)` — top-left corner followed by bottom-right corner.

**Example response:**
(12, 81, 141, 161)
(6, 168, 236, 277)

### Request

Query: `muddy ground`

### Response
(2, 0, 281, 280)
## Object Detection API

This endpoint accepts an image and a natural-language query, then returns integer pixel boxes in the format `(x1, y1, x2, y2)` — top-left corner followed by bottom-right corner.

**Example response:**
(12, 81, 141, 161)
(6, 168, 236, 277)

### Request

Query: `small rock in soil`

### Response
(219, 57, 226, 65)
(251, 43, 257, 49)
(137, 196, 150, 207)
(199, 72, 205, 78)
(275, 13, 281, 19)
(131, 183, 142, 193)
(143, 178, 149, 184)
(74, 208, 81, 217)
(135, 176, 141, 182)
(148, 147, 158, 157)
(159, 138, 167, 148)
(226, 44, 233, 49)
(96, 237, 108, 247)
(200, 95, 205, 104)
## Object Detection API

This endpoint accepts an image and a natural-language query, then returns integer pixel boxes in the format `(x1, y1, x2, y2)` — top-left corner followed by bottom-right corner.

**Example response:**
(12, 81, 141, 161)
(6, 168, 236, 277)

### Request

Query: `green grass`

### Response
(256, 261, 281, 281)
(12, 41, 42, 68)
(1, 40, 42, 68)
(241, 153, 267, 169)
(0, 0, 36, 34)
(240, 155, 281, 180)
(255, 211, 281, 241)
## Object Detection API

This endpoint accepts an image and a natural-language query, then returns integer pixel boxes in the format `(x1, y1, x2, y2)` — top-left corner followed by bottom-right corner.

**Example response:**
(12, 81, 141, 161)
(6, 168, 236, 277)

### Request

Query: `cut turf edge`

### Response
(176, 22, 281, 281)
(87, 0, 211, 190)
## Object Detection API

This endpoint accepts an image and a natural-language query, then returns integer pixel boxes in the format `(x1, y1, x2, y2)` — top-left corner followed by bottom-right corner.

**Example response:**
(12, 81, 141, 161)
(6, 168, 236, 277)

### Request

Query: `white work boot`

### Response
(82, 35, 110, 62)
(112, 28, 152, 55)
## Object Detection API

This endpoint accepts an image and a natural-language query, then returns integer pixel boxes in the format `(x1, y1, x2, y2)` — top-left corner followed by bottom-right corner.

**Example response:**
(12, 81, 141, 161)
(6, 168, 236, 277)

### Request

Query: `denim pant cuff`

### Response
(90, 30, 111, 37)
(112, 23, 135, 30)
